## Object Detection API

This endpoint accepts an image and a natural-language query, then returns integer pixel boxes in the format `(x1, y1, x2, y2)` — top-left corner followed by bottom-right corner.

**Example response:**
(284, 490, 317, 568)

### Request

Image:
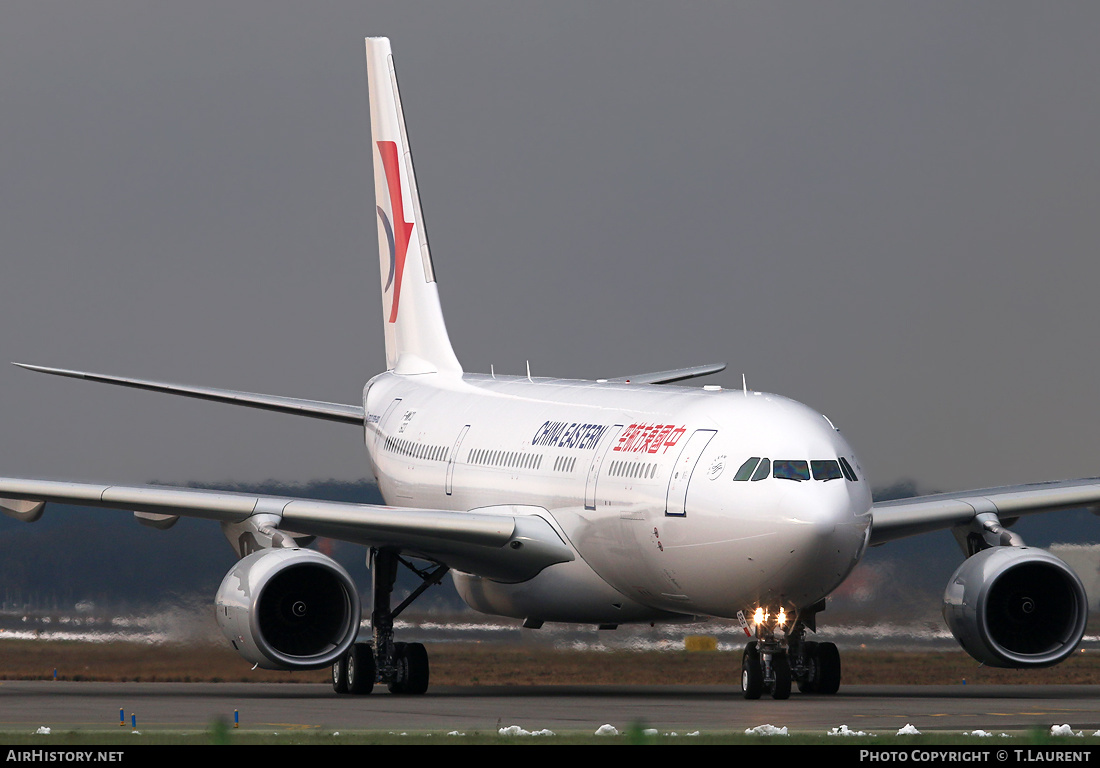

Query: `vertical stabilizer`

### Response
(366, 37, 462, 375)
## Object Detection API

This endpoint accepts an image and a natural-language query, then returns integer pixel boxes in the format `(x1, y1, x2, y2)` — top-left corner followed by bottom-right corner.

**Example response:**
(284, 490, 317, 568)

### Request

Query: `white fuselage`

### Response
(363, 371, 873, 626)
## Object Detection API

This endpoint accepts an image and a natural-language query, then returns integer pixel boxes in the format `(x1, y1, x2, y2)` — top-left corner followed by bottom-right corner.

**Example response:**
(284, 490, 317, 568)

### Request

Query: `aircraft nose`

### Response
(782, 483, 872, 602)
(821, 481, 872, 532)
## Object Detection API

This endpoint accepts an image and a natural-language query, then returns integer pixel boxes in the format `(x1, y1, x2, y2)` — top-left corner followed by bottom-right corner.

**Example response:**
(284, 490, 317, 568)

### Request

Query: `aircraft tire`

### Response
(389, 642, 430, 695)
(796, 641, 819, 693)
(332, 655, 349, 694)
(817, 642, 841, 695)
(346, 642, 375, 695)
(741, 642, 763, 700)
(771, 652, 791, 700)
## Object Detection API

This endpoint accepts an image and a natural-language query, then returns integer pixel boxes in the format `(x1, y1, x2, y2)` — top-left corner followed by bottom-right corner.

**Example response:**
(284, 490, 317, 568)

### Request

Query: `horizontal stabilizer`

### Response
(13, 363, 365, 425)
(606, 362, 727, 385)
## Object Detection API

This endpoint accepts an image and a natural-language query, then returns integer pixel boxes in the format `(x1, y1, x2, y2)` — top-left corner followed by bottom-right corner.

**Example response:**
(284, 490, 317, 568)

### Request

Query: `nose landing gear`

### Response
(741, 639, 791, 700)
(741, 603, 840, 699)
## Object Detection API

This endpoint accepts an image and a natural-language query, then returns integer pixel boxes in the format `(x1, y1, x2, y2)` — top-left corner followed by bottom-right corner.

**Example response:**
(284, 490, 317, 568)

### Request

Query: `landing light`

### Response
(751, 605, 789, 629)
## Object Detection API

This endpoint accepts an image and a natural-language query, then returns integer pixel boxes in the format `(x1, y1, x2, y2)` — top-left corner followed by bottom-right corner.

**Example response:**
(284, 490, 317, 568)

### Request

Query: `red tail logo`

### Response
(377, 140, 414, 323)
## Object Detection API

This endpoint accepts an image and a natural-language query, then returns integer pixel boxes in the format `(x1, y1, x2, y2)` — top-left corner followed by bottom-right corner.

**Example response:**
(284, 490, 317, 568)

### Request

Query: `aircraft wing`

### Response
(13, 363, 365, 425)
(869, 477, 1100, 545)
(0, 478, 573, 583)
(606, 362, 727, 385)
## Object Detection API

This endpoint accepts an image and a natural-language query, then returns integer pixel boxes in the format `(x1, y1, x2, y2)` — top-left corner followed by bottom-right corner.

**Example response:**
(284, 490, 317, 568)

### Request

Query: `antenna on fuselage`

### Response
(526, 360, 533, 382)
(743, 373, 748, 396)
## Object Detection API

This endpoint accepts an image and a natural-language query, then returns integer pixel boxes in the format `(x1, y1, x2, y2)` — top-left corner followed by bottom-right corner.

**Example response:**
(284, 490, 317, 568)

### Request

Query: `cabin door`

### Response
(664, 429, 717, 517)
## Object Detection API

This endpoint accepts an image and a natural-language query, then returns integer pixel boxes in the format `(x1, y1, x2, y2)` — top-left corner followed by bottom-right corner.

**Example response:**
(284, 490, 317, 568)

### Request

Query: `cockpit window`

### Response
(750, 457, 771, 481)
(773, 459, 810, 482)
(811, 460, 843, 481)
(733, 456, 857, 483)
(733, 457, 761, 481)
(839, 457, 858, 482)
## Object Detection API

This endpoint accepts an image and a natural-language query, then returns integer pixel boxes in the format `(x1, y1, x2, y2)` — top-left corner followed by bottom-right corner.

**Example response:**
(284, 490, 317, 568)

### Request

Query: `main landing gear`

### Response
(741, 603, 841, 699)
(333, 548, 448, 696)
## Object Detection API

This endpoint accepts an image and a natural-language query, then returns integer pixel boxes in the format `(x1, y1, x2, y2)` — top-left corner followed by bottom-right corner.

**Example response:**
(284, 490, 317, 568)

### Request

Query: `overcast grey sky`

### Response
(1, 2, 1098, 495)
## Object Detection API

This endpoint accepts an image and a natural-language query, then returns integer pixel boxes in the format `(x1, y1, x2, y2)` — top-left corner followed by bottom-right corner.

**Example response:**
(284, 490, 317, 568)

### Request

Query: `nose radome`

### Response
(768, 485, 871, 606)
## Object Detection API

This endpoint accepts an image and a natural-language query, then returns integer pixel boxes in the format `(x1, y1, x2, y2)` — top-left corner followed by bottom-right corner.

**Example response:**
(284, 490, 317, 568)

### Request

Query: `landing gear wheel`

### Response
(388, 642, 430, 695)
(346, 642, 375, 695)
(332, 654, 349, 694)
(367, 549, 446, 696)
(816, 641, 841, 695)
(770, 652, 791, 700)
(741, 642, 763, 700)
(796, 641, 819, 693)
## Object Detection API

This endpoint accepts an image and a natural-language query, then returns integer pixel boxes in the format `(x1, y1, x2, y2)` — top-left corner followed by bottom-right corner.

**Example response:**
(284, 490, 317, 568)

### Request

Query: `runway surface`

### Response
(3, 682, 1100, 735)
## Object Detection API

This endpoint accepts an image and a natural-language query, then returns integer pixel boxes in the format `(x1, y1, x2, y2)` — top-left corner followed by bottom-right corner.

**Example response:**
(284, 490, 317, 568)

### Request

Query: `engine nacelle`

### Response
(943, 546, 1088, 668)
(215, 548, 361, 670)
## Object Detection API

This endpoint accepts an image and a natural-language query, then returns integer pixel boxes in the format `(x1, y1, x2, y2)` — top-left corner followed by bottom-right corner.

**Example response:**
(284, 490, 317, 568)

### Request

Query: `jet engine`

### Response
(943, 546, 1088, 668)
(215, 548, 361, 670)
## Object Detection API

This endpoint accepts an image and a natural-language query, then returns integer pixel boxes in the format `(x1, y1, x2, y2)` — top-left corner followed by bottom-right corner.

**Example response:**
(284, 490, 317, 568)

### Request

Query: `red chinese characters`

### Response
(613, 423, 687, 454)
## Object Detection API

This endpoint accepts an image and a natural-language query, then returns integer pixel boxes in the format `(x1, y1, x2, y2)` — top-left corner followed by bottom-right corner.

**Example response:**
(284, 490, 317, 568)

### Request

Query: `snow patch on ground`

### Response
(827, 724, 873, 737)
(745, 724, 788, 736)
(498, 725, 556, 737)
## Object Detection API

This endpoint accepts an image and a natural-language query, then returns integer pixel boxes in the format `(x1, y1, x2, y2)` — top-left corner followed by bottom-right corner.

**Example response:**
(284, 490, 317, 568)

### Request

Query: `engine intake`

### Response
(943, 546, 1088, 668)
(216, 548, 361, 670)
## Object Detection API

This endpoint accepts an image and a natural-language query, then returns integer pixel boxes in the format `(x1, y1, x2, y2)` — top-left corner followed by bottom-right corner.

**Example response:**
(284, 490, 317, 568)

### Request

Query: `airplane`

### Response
(2, 36, 1099, 700)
